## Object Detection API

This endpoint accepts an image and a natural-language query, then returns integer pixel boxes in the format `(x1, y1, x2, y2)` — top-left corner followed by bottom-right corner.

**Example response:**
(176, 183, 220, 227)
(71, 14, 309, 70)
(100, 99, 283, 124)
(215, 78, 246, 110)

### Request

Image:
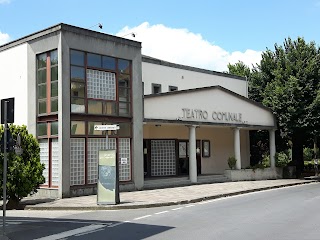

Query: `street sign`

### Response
(1, 98, 14, 124)
(94, 124, 120, 131)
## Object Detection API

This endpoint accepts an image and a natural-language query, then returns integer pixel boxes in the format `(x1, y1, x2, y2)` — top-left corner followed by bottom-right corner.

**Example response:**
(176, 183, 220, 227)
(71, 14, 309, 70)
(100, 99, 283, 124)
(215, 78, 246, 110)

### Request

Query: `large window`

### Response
(71, 50, 85, 113)
(38, 121, 59, 188)
(37, 49, 58, 115)
(70, 50, 131, 117)
(69, 50, 133, 187)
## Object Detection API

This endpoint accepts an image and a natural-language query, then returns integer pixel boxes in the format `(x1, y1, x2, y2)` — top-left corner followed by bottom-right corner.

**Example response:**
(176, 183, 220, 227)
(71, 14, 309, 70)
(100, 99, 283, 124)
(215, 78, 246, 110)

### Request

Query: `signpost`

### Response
(1, 97, 14, 239)
(94, 124, 120, 150)
(95, 125, 120, 205)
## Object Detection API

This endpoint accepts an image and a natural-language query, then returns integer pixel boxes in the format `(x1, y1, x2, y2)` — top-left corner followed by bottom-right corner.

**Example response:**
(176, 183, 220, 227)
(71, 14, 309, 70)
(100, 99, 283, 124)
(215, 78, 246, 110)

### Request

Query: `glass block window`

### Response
(151, 140, 176, 176)
(119, 138, 131, 181)
(70, 138, 85, 186)
(51, 139, 59, 186)
(39, 140, 49, 185)
(87, 138, 116, 184)
(87, 69, 116, 100)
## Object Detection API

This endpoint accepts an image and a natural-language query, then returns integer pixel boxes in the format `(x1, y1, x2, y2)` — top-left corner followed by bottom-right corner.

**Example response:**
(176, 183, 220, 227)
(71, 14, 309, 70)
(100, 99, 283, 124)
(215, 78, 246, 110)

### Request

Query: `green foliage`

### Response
(227, 61, 251, 78)
(0, 125, 45, 205)
(227, 156, 237, 169)
(260, 38, 320, 157)
(229, 37, 320, 174)
(275, 152, 291, 167)
(303, 147, 314, 162)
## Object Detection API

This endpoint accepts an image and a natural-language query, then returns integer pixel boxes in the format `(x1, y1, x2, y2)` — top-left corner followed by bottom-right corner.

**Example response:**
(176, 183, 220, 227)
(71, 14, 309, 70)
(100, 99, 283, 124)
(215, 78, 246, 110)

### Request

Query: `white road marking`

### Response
(34, 224, 106, 240)
(107, 222, 126, 228)
(133, 215, 152, 220)
(155, 210, 169, 215)
(74, 228, 104, 236)
(171, 207, 183, 211)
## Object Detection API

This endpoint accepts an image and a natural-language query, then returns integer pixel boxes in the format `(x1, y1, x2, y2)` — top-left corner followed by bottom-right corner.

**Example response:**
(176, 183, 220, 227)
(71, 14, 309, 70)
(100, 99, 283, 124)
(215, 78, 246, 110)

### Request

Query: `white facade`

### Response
(0, 43, 28, 126)
(144, 87, 275, 128)
(142, 57, 247, 97)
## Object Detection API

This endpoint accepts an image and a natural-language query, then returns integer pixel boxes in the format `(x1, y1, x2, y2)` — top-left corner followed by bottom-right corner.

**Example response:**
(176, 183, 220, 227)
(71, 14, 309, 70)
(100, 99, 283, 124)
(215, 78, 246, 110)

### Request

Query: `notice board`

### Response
(97, 149, 119, 205)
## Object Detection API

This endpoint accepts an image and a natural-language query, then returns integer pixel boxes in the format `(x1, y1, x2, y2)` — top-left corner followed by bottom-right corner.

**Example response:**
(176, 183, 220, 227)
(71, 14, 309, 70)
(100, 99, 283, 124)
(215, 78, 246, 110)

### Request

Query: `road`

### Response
(2, 182, 320, 240)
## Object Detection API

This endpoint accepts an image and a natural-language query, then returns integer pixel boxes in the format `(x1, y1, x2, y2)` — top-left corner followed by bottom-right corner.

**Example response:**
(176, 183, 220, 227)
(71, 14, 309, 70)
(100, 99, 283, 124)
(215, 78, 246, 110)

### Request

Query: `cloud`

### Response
(0, 0, 11, 4)
(0, 31, 10, 45)
(117, 22, 262, 72)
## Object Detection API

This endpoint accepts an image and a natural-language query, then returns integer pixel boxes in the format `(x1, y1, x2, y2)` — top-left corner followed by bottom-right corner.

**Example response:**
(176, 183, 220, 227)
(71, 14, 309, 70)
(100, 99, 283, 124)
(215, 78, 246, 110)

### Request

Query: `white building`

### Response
(0, 23, 277, 198)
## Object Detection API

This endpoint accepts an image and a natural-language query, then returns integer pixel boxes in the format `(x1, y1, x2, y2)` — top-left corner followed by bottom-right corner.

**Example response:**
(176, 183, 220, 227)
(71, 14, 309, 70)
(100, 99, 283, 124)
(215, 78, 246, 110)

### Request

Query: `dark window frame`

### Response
(169, 85, 178, 92)
(152, 83, 161, 94)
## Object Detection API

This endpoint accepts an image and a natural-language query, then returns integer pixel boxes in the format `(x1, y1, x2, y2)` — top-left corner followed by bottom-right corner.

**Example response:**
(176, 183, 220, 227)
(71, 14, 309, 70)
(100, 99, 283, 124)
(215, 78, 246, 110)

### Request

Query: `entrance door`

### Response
(178, 140, 189, 175)
(196, 140, 201, 174)
(143, 140, 151, 177)
(178, 140, 201, 175)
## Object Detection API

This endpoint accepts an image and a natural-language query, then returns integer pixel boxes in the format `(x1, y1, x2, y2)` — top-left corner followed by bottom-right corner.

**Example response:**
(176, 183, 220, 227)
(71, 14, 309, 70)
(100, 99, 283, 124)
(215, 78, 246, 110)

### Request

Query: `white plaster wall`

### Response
(142, 62, 247, 96)
(144, 88, 275, 127)
(143, 124, 250, 174)
(0, 44, 28, 126)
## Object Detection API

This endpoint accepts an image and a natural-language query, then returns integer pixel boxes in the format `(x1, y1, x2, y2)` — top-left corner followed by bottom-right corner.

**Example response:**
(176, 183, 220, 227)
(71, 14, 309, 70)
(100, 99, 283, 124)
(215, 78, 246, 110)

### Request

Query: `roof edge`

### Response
(142, 55, 246, 81)
(0, 23, 141, 52)
(144, 85, 274, 114)
(0, 23, 62, 52)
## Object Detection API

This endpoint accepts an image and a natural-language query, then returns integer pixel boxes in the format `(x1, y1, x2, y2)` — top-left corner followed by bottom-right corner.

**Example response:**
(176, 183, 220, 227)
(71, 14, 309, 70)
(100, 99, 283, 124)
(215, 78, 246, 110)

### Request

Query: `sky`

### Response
(0, 0, 320, 72)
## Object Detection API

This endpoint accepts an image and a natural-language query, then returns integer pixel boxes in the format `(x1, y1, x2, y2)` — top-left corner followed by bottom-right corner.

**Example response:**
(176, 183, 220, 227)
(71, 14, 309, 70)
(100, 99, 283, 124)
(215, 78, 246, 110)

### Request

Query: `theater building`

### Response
(0, 23, 277, 198)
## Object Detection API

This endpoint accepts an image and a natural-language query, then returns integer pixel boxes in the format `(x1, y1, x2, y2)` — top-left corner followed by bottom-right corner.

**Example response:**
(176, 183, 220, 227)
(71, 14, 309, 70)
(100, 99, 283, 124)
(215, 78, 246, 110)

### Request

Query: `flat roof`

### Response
(0, 23, 141, 52)
(142, 55, 246, 81)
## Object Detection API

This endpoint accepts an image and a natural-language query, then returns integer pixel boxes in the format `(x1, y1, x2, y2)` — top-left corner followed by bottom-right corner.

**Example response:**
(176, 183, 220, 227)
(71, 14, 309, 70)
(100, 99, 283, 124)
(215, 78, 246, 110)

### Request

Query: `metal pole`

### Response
(3, 101, 7, 236)
(106, 132, 109, 150)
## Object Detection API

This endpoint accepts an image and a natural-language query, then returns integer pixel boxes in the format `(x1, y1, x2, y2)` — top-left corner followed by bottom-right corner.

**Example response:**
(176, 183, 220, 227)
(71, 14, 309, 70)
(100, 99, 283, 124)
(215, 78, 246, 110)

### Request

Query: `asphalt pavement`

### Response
(19, 179, 317, 210)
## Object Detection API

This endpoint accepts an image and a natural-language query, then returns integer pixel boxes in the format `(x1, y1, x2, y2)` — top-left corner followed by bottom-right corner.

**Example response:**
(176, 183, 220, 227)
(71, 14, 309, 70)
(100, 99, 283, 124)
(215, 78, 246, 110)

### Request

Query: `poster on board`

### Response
(97, 149, 120, 205)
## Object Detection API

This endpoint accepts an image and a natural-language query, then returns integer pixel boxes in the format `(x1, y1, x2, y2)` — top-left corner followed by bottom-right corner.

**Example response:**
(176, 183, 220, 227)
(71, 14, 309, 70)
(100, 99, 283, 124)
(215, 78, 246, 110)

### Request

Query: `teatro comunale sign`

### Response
(181, 108, 243, 123)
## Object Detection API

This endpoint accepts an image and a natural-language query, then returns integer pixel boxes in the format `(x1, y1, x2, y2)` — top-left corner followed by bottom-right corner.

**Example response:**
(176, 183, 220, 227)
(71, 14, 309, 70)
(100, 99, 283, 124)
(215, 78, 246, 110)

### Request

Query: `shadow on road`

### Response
(2, 216, 173, 240)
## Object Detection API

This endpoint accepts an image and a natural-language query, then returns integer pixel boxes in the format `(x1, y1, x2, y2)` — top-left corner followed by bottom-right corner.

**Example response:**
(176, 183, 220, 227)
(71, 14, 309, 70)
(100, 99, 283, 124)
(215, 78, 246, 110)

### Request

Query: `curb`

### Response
(23, 181, 317, 211)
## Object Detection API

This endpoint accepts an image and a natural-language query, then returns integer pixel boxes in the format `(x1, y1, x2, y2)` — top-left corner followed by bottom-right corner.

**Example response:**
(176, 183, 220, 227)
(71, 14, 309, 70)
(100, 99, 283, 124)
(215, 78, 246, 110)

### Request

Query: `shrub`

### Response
(228, 156, 237, 169)
(303, 148, 313, 162)
(275, 152, 290, 167)
(0, 125, 45, 209)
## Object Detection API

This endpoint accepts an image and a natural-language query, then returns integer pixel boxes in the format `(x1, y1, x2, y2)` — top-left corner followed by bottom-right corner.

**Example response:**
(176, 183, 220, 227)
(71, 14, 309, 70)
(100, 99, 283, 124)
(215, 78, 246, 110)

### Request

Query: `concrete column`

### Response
(189, 125, 197, 183)
(234, 128, 241, 170)
(269, 129, 276, 168)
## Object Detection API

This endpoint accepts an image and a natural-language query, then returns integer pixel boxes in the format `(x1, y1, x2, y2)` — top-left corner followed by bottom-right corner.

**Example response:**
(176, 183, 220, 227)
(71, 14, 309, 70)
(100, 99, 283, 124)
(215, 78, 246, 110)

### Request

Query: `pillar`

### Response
(189, 125, 197, 183)
(269, 129, 276, 168)
(234, 128, 241, 170)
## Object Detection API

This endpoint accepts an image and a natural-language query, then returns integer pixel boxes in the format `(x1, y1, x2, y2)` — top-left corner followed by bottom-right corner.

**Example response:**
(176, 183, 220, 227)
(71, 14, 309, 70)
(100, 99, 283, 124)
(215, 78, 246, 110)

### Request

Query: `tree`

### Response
(261, 37, 320, 176)
(0, 125, 45, 209)
(227, 38, 320, 176)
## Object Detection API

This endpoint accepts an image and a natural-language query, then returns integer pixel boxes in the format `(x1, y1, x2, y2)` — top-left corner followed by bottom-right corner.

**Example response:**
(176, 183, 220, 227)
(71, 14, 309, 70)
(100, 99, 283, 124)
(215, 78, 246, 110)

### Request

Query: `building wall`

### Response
(27, 31, 61, 135)
(142, 62, 247, 96)
(0, 43, 28, 126)
(27, 31, 61, 197)
(61, 29, 143, 193)
(143, 124, 250, 174)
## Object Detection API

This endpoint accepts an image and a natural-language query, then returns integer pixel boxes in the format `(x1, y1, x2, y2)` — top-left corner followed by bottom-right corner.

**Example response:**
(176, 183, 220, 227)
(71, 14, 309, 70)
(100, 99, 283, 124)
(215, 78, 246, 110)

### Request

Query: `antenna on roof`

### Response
(88, 23, 103, 30)
(121, 32, 136, 38)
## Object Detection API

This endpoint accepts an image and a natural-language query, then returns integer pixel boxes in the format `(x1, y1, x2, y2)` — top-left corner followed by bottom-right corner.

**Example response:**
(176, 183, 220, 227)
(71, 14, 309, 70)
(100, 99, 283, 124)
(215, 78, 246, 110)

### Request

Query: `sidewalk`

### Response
(21, 179, 317, 210)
